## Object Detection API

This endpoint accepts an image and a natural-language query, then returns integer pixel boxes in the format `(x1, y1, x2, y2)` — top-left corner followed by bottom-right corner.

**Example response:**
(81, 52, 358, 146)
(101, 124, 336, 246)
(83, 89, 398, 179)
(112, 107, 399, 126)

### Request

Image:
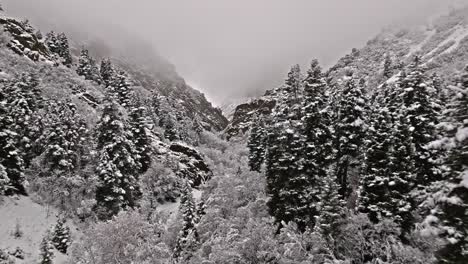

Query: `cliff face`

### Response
(224, 89, 279, 139)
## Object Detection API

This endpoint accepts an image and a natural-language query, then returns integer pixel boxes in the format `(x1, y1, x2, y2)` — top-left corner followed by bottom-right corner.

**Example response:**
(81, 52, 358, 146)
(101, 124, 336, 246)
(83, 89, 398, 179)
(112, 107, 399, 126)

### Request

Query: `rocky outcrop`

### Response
(153, 140, 212, 188)
(169, 142, 211, 186)
(224, 90, 277, 139)
(0, 16, 51, 61)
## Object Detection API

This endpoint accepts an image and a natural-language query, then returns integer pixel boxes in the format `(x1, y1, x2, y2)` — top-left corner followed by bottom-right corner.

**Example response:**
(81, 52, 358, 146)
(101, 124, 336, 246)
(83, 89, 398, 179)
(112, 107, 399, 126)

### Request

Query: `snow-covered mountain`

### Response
(225, 6, 468, 139)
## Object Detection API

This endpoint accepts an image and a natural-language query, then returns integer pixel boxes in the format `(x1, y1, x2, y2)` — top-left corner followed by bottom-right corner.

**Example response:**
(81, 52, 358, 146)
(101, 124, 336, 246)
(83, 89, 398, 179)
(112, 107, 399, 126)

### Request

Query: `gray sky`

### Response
(2, 0, 462, 105)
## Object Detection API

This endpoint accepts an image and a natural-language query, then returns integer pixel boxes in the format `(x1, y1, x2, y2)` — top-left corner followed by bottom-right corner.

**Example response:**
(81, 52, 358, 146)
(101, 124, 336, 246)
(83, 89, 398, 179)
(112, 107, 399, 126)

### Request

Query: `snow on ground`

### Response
(192, 189, 202, 201)
(156, 188, 203, 221)
(426, 25, 468, 58)
(406, 28, 436, 58)
(385, 72, 401, 84)
(0, 196, 71, 264)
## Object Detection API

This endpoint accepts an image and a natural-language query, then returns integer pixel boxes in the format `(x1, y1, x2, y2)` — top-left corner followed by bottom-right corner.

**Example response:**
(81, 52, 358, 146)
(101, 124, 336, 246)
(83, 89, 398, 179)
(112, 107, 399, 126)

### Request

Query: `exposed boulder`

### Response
(0, 16, 51, 61)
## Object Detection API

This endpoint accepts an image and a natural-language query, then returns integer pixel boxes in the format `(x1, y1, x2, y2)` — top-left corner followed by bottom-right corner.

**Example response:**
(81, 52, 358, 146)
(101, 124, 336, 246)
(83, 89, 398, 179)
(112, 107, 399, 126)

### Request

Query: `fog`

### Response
(2, 0, 462, 105)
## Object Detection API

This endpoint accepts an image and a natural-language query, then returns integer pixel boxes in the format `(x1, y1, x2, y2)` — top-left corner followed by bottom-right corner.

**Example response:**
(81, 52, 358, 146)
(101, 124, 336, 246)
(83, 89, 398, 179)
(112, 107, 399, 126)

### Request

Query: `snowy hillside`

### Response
(226, 6, 468, 139)
(0, 197, 74, 263)
(1, 2, 468, 264)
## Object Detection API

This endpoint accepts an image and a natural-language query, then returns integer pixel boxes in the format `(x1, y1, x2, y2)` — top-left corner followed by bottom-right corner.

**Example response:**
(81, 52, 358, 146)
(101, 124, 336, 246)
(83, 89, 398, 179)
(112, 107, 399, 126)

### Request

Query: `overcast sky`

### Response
(2, 0, 463, 105)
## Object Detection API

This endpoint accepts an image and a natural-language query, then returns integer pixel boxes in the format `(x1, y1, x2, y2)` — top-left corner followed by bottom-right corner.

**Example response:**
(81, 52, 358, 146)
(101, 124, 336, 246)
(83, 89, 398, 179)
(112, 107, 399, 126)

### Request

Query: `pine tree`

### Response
(129, 102, 152, 174)
(247, 116, 266, 172)
(52, 217, 71, 254)
(39, 232, 54, 264)
(0, 164, 11, 195)
(359, 67, 418, 234)
(0, 113, 25, 194)
(108, 71, 132, 106)
(314, 173, 346, 242)
(400, 57, 441, 188)
(76, 49, 101, 84)
(45, 31, 60, 54)
(358, 104, 414, 227)
(45, 32, 72, 66)
(42, 101, 88, 172)
(95, 102, 141, 219)
(334, 74, 367, 198)
(383, 53, 393, 78)
(0, 74, 42, 194)
(100, 58, 115, 87)
(173, 182, 199, 262)
(265, 65, 315, 232)
(285, 64, 302, 99)
(434, 65, 468, 264)
(57, 33, 72, 66)
(302, 59, 334, 186)
(359, 105, 392, 223)
(432, 73, 443, 97)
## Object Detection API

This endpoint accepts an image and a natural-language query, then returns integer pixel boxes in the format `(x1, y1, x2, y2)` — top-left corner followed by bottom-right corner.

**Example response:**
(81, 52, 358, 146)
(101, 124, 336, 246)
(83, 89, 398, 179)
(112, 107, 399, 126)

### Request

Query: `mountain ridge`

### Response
(225, 6, 468, 139)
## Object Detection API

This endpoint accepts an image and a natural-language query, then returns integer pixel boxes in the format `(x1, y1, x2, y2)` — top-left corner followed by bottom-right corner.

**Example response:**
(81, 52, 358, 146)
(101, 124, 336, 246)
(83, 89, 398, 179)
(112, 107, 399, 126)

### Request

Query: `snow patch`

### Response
(406, 29, 436, 58)
(460, 169, 468, 189)
(0, 196, 71, 263)
(455, 127, 468, 142)
(426, 25, 468, 58)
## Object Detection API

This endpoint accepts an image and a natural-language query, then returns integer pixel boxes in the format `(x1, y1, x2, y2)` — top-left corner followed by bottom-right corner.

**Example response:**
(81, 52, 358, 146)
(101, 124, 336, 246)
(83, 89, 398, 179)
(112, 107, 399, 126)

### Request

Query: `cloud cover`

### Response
(2, 0, 462, 104)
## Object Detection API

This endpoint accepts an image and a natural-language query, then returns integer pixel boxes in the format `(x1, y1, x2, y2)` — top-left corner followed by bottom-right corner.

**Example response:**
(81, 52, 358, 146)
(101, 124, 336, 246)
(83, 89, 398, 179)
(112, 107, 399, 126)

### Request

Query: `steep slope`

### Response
(0, 12, 214, 188)
(111, 58, 228, 132)
(226, 7, 468, 139)
(67, 24, 229, 132)
(224, 91, 277, 139)
(0, 197, 73, 264)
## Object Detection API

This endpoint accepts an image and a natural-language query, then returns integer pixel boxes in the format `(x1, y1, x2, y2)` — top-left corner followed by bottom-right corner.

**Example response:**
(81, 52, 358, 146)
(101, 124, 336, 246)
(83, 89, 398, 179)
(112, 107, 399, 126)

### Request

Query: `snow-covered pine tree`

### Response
(388, 114, 416, 234)
(9, 74, 43, 165)
(42, 101, 88, 172)
(108, 71, 132, 107)
(334, 74, 367, 199)
(285, 64, 302, 100)
(0, 74, 42, 194)
(57, 33, 72, 67)
(383, 53, 393, 79)
(100, 58, 115, 87)
(302, 59, 334, 192)
(314, 172, 346, 242)
(76, 49, 101, 84)
(129, 100, 152, 174)
(433, 65, 468, 264)
(265, 65, 316, 232)
(359, 104, 410, 224)
(399, 57, 441, 188)
(45, 32, 72, 66)
(95, 101, 141, 219)
(0, 105, 25, 195)
(39, 232, 54, 264)
(432, 73, 445, 101)
(173, 181, 199, 262)
(0, 164, 10, 195)
(247, 116, 266, 172)
(52, 217, 71, 254)
(45, 31, 60, 54)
